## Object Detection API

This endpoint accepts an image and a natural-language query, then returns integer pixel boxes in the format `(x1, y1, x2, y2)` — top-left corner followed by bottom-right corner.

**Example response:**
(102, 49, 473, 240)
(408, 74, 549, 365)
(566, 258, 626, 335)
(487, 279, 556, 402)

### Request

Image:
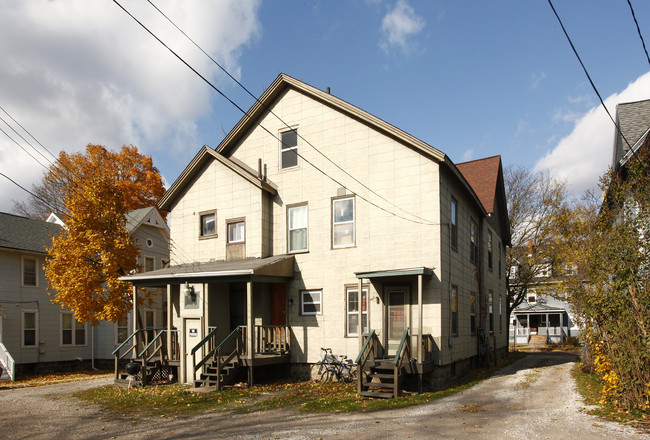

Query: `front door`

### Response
(270, 283, 286, 326)
(386, 287, 409, 356)
(184, 318, 202, 384)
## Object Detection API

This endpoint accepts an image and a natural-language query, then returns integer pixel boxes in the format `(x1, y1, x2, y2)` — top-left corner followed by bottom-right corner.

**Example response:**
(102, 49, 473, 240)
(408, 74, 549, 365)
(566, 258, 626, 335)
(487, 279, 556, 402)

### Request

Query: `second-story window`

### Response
(288, 204, 308, 252)
(22, 256, 37, 286)
(281, 129, 298, 169)
(332, 196, 355, 248)
(450, 197, 458, 250)
(227, 219, 245, 244)
(451, 285, 458, 337)
(144, 256, 154, 272)
(487, 230, 493, 270)
(470, 219, 478, 264)
(199, 210, 217, 238)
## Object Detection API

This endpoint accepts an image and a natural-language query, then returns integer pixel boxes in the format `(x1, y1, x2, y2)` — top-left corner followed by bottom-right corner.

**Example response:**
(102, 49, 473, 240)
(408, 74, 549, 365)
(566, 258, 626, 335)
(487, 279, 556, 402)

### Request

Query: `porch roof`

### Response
(119, 254, 295, 286)
(355, 267, 434, 279)
(513, 303, 566, 314)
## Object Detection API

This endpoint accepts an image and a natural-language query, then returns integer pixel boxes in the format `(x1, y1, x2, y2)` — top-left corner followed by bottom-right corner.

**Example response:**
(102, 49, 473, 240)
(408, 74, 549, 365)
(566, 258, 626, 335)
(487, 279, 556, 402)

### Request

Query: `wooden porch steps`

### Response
(359, 358, 402, 399)
(193, 357, 243, 388)
(527, 335, 547, 348)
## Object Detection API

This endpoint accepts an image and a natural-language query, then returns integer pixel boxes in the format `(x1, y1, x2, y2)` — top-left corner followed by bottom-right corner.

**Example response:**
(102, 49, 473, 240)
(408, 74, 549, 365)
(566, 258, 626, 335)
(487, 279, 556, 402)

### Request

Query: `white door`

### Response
(184, 318, 202, 384)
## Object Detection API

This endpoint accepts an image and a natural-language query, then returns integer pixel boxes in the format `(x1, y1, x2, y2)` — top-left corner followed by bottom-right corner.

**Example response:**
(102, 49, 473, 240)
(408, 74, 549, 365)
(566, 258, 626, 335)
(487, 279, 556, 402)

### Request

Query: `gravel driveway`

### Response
(0, 352, 647, 439)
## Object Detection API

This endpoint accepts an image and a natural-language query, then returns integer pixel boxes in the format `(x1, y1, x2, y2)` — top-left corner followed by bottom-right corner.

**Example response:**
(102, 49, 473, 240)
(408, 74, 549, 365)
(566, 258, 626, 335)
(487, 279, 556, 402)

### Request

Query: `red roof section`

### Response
(456, 155, 501, 214)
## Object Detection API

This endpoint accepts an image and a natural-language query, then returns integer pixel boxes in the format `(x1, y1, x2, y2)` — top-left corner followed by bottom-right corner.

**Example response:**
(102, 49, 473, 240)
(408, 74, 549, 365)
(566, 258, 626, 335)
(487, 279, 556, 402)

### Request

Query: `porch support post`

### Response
(246, 280, 254, 386)
(560, 312, 564, 341)
(166, 284, 172, 359)
(417, 273, 423, 394)
(133, 285, 138, 333)
(358, 277, 363, 353)
(545, 313, 549, 343)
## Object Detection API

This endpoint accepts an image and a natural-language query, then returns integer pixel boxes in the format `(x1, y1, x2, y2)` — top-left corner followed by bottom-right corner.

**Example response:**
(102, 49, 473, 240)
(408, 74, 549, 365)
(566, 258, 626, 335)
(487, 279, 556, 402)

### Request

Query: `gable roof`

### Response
(456, 155, 511, 245)
(0, 212, 60, 254)
(216, 73, 447, 162)
(456, 156, 501, 215)
(158, 145, 278, 212)
(613, 98, 650, 169)
(125, 207, 169, 235)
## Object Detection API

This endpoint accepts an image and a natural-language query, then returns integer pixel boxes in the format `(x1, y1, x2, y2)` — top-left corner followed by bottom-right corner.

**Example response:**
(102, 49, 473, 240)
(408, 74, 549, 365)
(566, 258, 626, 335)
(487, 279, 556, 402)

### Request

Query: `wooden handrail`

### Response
(393, 329, 411, 397)
(356, 330, 378, 395)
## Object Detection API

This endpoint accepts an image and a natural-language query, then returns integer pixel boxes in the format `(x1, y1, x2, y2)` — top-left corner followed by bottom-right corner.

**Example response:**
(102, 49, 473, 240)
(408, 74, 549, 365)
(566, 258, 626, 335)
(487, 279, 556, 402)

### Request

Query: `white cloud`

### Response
(534, 71, 650, 198)
(530, 71, 547, 90)
(380, 0, 425, 54)
(462, 148, 475, 162)
(0, 0, 261, 213)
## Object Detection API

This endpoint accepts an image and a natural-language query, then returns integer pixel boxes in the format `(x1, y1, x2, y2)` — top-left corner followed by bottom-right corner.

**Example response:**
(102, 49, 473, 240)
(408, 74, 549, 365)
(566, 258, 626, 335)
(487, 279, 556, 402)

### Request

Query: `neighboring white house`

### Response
(0, 207, 169, 380)
(121, 74, 511, 395)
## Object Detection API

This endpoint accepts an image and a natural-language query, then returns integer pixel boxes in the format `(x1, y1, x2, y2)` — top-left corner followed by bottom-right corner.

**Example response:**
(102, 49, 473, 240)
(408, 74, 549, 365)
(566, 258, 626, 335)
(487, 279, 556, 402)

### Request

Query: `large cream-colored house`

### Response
(122, 74, 510, 395)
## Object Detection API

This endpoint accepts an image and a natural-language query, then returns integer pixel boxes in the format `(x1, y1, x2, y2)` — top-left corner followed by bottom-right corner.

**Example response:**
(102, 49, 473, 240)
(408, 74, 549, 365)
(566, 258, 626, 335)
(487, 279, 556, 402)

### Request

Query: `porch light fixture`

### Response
(183, 282, 196, 301)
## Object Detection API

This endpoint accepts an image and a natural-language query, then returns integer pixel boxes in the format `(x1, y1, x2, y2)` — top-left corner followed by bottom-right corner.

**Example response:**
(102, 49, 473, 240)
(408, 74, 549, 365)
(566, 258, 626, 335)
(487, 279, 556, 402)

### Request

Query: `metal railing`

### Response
(0, 342, 15, 381)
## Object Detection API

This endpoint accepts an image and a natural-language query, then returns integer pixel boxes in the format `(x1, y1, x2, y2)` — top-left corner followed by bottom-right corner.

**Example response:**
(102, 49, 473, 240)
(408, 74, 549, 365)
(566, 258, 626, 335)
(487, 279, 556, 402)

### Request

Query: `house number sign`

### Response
(189, 328, 198, 337)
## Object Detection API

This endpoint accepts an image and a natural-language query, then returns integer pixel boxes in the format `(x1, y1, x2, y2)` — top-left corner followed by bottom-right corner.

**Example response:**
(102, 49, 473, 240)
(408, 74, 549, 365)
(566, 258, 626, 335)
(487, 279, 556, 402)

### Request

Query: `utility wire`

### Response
(546, 0, 636, 156)
(115, 0, 436, 226)
(0, 126, 51, 170)
(0, 171, 56, 211)
(144, 0, 434, 226)
(0, 105, 59, 162)
(626, 0, 650, 66)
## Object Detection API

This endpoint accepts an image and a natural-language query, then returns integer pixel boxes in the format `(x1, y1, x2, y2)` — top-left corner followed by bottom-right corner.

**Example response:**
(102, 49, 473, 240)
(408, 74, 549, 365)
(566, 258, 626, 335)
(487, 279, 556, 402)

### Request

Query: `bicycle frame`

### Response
(316, 348, 355, 382)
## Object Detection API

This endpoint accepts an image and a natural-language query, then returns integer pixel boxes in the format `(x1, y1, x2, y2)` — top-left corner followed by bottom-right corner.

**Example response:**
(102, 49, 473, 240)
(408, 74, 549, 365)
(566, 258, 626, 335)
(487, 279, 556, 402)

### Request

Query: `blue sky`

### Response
(2, 0, 650, 212)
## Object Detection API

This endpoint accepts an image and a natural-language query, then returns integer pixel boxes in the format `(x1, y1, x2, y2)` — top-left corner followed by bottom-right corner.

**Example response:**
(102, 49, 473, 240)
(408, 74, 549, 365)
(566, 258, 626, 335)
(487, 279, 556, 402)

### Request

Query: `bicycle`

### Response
(311, 347, 358, 382)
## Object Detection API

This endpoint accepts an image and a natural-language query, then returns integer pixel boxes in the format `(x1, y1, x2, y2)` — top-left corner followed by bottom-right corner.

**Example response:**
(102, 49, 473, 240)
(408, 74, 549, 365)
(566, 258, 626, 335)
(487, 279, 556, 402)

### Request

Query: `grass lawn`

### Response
(572, 362, 650, 430)
(73, 353, 524, 418)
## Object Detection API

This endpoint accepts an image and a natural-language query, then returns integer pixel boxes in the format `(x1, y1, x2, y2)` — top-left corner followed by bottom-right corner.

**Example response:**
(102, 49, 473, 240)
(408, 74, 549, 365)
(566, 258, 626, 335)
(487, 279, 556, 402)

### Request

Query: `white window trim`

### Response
(288, 203, 309, 253)
(226, 219, 246, 244)
(60, 311, 88, 347)
(21, 255, 38, 287)
(301, 290, 322, 316)
(115, 315, 131, 345)
(21, 309, 39, 348)
(346, 287, 369, 337)
(332, 196, 356, 249)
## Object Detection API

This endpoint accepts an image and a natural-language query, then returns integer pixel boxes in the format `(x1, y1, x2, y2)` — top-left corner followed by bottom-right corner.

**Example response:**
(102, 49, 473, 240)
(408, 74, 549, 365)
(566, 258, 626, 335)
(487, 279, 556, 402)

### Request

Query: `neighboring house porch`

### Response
(510, 303, 571, 346)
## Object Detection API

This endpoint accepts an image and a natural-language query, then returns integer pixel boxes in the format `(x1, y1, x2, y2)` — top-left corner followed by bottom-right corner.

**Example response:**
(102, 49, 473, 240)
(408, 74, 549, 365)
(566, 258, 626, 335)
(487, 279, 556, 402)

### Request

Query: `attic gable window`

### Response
(199, 210, 217, 238)
(280, 129, 298, 169)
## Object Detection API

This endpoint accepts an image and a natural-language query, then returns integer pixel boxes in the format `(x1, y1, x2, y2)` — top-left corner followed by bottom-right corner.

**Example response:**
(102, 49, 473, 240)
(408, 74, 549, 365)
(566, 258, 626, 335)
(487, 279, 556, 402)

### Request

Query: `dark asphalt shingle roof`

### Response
(0, 212, 61, 254)
(614, 99, 650, 166)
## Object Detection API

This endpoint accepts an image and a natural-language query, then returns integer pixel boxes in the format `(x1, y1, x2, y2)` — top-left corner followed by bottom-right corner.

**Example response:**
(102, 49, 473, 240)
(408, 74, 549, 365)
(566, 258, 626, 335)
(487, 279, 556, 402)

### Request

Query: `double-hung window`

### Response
(346, 287, 368, 337)
(450, 198, 458, 250)
(332, 196, 355, 248)
(301, 290, 322, 315)
(22, 256, 37, 286)
(61, 312, 86, 346)
(281, 129, 298, 169)
(451, 285, 458, 337)
(470, 219, 478, 264)
(116, 317, 129, 344)
(227, 219, 245, 244)
(488, 290, 494, 333)
(199, 210, 217, 238)
(288, 204, 308, 252)
(487, 230, 493, 270)
(470, 293, 477, 335)
(22, 310, 38, 347)
(144, 256, 155, 272)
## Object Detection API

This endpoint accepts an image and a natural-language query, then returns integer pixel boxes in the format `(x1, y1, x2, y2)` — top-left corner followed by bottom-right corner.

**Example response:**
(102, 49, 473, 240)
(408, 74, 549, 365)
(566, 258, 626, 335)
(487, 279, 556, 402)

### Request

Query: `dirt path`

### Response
(0, 352, 647, 439)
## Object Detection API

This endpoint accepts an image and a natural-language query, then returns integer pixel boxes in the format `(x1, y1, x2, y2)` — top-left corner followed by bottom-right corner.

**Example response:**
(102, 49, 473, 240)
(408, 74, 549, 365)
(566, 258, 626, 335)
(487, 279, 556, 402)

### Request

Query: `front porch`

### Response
(115, 255, 295, 388)
(510, 304, 570, 346)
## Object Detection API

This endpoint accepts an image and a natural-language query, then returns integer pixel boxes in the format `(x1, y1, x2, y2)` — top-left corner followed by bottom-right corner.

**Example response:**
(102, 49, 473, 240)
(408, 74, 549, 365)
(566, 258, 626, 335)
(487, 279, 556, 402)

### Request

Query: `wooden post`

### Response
(133, 285, 138, 333)
(417, 274, 423, 393)
(358, 277, 363, 352)
(246, 281, 254, 386)
(166, 284, 172, 360)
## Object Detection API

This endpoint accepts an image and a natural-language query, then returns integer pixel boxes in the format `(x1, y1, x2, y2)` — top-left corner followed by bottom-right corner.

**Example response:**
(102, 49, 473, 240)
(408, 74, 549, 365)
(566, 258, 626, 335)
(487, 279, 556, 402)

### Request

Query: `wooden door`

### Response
(270, 283, 286, 326)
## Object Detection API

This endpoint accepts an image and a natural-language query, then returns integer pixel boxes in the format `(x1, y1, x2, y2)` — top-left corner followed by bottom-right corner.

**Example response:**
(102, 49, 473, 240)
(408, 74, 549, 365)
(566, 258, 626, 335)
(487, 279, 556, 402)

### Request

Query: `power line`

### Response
(0, 105, 59, 162)
(626, 0, 650, 66)
(0, 171, 56, 211)
(0, 125, 50, 171)
(546, 0, 636, 155)
(144, 1, 435, 226)
(114, 0, 437, 226)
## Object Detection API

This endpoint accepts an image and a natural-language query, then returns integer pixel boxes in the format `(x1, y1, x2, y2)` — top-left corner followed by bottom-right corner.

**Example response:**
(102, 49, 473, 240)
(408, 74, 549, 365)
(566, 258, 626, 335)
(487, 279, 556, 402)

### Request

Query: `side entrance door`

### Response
(385, 287, 409, 356)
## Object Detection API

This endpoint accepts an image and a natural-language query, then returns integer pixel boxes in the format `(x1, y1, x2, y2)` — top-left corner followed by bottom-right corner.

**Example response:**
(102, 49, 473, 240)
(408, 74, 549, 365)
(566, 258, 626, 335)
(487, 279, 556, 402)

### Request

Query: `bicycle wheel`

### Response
(310, 362, 325, 382)
(319, 368, 335, 383)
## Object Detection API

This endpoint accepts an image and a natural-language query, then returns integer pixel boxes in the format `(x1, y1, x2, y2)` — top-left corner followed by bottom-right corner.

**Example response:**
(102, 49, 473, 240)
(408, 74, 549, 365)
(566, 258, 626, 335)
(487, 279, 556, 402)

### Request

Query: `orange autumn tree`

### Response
(44, 144, 166, 323)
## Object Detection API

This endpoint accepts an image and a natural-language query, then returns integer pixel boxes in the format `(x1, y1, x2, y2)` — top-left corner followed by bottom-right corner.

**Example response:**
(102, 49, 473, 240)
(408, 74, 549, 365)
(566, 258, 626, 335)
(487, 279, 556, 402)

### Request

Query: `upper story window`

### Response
(61, 312, 86, 346)
(288, 203, 308, 253)
(498, 240, 502, 278)
(280, 129, 298, 169)
(487, 230, 493, 270)
(470, 293, 477, 335)
(22, 256, 38, 287)
(470, 218, 478, 264)
(227, 219, 245, 244)
(488, 290, 494, 333)
(144, 256, 155, 272)
(199, 210, 217, 238)
(450, 197, 458, 250)
(332, 196, 355, 248)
